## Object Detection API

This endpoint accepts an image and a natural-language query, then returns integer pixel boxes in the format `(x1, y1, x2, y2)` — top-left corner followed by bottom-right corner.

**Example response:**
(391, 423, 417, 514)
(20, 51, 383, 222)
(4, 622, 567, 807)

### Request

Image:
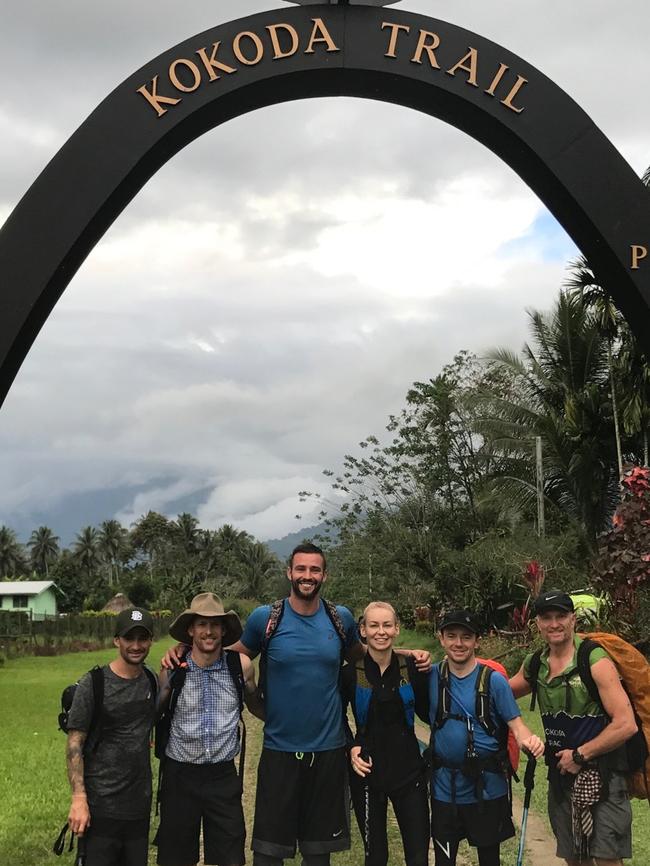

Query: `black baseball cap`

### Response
(114, 607, 154, 637)
(533, 590, 574, 614)
(438, 609, 481, 635)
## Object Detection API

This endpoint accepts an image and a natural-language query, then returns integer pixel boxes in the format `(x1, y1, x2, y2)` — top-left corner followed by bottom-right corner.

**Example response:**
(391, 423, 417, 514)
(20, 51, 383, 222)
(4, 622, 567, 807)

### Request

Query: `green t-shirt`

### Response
(523, 635, 609, 754)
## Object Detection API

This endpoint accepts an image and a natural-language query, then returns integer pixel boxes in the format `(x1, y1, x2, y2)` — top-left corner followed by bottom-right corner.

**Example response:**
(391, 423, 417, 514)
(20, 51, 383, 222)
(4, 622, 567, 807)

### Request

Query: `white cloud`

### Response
(0, 0, 647, 541)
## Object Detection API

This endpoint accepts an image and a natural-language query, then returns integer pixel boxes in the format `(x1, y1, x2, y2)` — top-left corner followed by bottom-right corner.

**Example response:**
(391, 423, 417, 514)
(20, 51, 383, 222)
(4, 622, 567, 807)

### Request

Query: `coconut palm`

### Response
(73, 526, 102, 578)
(565, 256, 624, 478)
(617, 323, 650, 465)
(0, 526, 28, 577)
(238, 542, 281, 599)
(27, 526, 60, 576)
(173, 513, 200, 556)
(98, 519, 128, 585)
(476, 292, 618, 544)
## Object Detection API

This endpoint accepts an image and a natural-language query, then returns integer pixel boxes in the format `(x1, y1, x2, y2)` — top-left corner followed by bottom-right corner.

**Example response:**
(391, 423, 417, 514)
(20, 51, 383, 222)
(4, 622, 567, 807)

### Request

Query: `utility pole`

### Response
(536, 436, 545, 538)
(368, 552, 373, 596)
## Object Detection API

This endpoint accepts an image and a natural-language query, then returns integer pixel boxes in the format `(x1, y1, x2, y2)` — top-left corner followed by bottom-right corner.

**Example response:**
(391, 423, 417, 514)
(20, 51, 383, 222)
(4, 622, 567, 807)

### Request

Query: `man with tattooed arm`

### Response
(66, 607, 157, 866)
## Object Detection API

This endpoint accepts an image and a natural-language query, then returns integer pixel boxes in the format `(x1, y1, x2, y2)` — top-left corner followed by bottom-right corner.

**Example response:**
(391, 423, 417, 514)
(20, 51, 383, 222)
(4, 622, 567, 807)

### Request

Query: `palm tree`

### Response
(617, 323, 650, 465)
(173, 513, 200, 556)
(0, 526, 28, 577)
(565, 256, 624, 478)
(238, 542, 281, 599)
(73, 526, 102, 578)
(565, 164, 650, 475)
(98, 519, 128, 585)
(130, 511, 171, 576)
(216, 524, 247, 578)
(28, 526, 60, 576)
(476, 292, 618, 544)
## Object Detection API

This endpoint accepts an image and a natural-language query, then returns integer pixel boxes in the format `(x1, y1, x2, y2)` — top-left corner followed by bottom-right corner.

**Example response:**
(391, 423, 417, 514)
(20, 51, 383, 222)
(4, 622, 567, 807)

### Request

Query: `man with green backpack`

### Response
(509, 590, 641, 866)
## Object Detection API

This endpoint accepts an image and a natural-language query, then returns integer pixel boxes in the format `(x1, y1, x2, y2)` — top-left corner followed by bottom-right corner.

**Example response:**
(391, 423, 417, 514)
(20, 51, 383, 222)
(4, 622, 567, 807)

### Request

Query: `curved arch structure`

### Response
(1, 4, 649, 407)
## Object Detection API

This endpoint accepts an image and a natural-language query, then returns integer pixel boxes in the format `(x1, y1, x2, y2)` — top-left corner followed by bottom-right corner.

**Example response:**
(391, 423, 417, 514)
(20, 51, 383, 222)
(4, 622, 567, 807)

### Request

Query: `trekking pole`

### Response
(75, 835, 87, 866)
(516, 753, 537, 866)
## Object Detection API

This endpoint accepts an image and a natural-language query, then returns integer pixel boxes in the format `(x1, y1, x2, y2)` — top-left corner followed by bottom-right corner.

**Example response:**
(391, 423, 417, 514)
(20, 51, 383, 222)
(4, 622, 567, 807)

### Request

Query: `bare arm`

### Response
(507, 716, 545, 758)
(156, 668, 172, 717)
(395, 646, 432, 673)
(66, 730, 91, 835)
(509, 664, 532, 700)
(555, 657, 638, 773)
(240, 654, 265, 720)
(225, 639, 257, 660)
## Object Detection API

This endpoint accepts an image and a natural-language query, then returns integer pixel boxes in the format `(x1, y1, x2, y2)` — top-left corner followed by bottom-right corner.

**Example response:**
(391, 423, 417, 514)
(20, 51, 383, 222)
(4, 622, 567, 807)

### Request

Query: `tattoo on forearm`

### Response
(66, 733, 87, 795)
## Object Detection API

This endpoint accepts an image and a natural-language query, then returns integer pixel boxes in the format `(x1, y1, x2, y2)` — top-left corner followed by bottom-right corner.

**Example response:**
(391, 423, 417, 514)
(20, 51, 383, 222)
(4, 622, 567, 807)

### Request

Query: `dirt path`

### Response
(511, 789, 558, 866)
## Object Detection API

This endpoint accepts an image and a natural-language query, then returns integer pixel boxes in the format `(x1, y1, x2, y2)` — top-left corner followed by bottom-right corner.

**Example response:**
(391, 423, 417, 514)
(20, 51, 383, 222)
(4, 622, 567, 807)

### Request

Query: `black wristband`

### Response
(572, 748, 588, 766)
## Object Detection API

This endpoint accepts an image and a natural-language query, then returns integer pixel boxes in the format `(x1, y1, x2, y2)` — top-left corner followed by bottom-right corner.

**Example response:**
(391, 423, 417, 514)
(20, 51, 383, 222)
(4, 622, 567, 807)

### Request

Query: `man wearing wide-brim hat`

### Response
(155, 593, 263, 866)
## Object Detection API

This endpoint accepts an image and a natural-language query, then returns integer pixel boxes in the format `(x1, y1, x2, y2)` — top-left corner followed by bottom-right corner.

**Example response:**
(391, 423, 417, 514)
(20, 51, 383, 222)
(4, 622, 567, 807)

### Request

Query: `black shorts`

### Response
(156, 759, 245, 866)
(252, 747, 350, 859)
(431, 796, 515, 849)
(84, 816, 149, 866)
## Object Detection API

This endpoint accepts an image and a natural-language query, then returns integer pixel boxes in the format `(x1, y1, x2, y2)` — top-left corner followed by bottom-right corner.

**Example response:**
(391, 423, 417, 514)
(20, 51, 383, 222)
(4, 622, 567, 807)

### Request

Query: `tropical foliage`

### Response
(0, 514, 283, 613)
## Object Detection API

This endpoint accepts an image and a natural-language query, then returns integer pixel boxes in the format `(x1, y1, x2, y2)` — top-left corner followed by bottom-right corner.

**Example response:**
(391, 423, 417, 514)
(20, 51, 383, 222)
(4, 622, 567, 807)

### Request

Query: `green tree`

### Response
(0, 526, 28, 577)
(475, 292, 618, 545)
(130, 511, 171, 577)
(173, 512, 200, 556)
(565, 255, 625, 477)
(238, 542, 281, 600)
(98, 519, 128, 585)
(27, 526, 60, 576)
(73, 526, 102, 578)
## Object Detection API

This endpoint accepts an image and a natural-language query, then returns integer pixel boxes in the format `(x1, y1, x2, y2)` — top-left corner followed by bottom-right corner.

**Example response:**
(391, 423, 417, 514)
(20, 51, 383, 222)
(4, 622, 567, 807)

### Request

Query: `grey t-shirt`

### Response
(67, 665, 156, 819)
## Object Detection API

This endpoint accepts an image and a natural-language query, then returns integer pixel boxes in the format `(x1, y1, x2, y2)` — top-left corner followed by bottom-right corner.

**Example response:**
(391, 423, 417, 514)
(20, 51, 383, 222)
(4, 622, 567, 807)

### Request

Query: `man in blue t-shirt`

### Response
(229, 542, 429, 866)
(429, 610, 544, 866)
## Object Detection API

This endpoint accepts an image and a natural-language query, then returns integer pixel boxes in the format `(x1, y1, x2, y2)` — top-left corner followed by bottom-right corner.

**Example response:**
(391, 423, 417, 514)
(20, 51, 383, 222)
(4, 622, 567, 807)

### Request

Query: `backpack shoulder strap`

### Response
(434, 659, 450, 729)
(224, 650, 247, 778)
(577, 638, 602, 707)
(86, 665, 105, 751)
(528, 650, 543, 712)
(225, 650, 245, 714)
(322, 599, 347, 646)
(263, 599, 286, 648)
(143, 665, 158, 700)
(168, 664, 188, 715)
(475, 663, 498, 738)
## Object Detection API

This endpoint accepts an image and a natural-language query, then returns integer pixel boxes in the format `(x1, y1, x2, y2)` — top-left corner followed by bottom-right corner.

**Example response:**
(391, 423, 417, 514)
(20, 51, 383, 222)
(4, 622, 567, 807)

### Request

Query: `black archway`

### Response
(1, 4, 649, 408)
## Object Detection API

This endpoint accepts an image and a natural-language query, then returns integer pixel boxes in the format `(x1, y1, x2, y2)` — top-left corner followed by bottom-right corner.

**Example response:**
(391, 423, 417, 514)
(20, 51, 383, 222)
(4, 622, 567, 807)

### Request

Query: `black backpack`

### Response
(155, 649, 246, 771)
(258, 597, 347, 702)
(429, 660, 516, 803)
(58, 665, 158, 752)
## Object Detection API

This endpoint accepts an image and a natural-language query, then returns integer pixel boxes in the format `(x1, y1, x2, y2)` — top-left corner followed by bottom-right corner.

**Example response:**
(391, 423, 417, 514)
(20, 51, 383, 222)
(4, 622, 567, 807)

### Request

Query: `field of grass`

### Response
(1, 638, 648, 866)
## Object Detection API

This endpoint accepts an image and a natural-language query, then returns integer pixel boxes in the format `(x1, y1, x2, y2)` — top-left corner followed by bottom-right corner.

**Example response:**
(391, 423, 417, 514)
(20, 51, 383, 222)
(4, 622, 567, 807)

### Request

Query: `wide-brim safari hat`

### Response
(169, 592, 242, 646)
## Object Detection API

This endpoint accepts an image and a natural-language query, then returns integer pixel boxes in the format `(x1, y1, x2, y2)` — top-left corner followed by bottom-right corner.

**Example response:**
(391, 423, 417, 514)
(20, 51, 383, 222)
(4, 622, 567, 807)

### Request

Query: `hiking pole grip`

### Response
(523, 753, 537, 808)
(75, 836, 87, 866)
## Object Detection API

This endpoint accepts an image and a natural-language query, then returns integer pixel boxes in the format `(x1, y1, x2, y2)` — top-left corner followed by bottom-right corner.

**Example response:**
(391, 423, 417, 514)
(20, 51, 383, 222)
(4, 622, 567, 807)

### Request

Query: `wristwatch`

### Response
(572, 748, 588, 766)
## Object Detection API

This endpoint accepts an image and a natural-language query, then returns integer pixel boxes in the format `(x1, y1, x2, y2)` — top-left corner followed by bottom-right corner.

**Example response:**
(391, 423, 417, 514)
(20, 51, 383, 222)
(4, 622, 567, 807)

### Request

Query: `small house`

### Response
(0, 580, 62, 620)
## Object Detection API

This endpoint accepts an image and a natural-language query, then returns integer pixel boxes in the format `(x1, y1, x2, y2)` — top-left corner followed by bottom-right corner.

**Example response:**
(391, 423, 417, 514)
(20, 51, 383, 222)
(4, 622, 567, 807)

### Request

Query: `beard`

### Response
(290, 577, 323, 600)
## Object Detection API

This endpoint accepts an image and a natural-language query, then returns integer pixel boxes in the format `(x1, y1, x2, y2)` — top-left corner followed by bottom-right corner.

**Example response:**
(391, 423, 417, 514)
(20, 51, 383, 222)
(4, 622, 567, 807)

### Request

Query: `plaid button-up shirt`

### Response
(166, 653, 240, 764)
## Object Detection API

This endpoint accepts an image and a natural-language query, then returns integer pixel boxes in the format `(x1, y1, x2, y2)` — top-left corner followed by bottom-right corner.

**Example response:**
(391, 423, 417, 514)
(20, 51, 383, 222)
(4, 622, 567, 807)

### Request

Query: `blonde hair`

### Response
(360, 601, 398, 625)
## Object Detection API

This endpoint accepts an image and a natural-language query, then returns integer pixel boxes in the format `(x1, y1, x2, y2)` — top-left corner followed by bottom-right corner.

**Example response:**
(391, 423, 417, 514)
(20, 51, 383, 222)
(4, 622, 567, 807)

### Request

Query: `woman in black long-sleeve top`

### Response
(342, 601, 430, 866)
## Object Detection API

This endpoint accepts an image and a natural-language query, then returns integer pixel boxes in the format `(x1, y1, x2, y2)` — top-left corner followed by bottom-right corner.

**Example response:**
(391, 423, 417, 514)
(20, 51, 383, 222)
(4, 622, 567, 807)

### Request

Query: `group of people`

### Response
(65, 543, 638, 866)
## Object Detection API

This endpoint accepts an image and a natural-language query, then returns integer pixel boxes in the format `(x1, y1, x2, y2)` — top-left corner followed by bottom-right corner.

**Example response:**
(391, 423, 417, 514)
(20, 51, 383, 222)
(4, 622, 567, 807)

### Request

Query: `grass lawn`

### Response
(1, 640, 648, 865)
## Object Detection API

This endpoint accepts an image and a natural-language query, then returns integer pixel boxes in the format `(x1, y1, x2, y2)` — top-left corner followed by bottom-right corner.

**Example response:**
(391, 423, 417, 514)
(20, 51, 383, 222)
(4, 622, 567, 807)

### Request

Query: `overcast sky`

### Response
(0, 0, 648, 545)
